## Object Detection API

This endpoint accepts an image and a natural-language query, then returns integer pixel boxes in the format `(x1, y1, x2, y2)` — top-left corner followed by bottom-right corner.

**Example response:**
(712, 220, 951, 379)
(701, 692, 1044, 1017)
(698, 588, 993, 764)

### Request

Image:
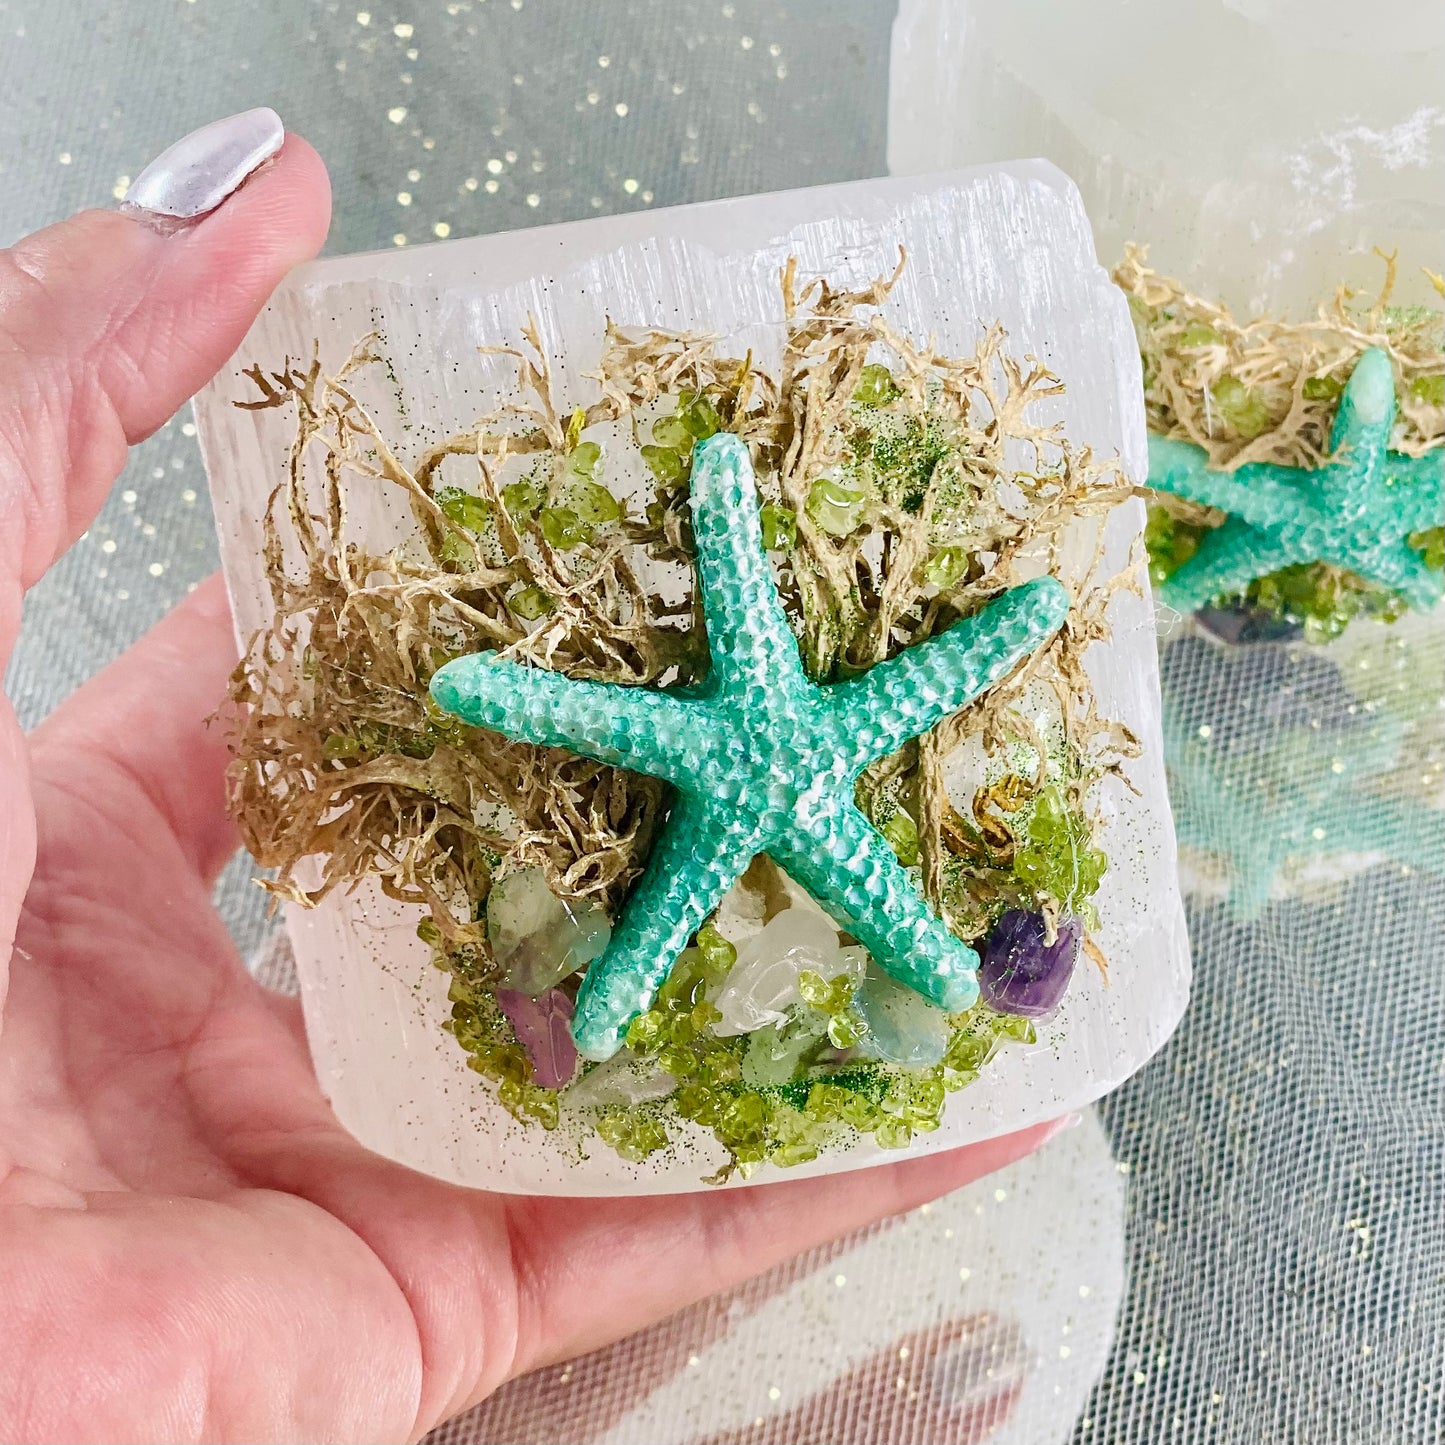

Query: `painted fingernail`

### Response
(123, 107, 284, 220)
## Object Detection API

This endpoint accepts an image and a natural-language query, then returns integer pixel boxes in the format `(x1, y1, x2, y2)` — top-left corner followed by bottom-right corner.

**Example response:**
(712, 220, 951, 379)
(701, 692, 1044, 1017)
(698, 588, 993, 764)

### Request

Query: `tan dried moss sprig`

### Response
(229, 336, 671, 946)
(1115, 244, 1445, 470)
(766, 256, 1130, 679)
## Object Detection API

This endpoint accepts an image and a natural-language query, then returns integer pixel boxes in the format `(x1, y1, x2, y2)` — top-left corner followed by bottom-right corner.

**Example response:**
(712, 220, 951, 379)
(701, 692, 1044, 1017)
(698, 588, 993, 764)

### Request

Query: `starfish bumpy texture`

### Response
(1148, 347, 1444, 615)
(431, 433, 1070, 1060)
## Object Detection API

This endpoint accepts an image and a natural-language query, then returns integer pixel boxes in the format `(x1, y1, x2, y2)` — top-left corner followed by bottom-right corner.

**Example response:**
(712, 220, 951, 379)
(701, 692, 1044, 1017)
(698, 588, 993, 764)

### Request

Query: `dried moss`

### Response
(1115, 245, 1444, 468)
(1118, 247, 1445, 634)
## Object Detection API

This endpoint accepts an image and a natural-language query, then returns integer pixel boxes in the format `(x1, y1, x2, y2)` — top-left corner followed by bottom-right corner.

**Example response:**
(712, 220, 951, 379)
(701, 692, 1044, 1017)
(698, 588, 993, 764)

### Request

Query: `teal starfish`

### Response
(431, 433, 1069, 1060)
(1149, 348, 1444, 615)
(1164, 706, 1445, 920)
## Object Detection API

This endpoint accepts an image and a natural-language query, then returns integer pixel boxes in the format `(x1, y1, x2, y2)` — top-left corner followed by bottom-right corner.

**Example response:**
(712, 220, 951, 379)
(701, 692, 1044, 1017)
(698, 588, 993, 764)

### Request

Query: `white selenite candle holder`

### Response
(196, 165, 1191, 1194)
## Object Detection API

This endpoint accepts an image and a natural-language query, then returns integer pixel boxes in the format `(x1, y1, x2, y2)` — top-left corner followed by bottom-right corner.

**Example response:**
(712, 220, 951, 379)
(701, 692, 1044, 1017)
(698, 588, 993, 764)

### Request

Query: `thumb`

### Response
(0, 112, 331, 650)
(0, 112, 328, 1010)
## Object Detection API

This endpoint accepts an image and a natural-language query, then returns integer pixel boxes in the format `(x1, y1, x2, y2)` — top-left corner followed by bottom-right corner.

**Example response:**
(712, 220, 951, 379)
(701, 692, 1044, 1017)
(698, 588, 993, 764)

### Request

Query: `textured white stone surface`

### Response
(888, 0, 1445, 315)
(196, 165, 1190, 1194)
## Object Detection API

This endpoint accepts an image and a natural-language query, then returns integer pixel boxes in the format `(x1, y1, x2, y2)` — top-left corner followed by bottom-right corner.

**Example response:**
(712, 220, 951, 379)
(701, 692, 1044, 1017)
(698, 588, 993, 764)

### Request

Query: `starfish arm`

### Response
(823, 576, 1070, 772)
(571, 794, 758, 1060)
(1310, 794, 1445, 866)
(1222, 834, 1290, 921)
(687, 432, 806, 694)
(429, 652, 701, 785)
(772, 798, 980, 1013)
(1156, 517, 1304, 613)
(1148, 434, 1312, 531)
(1380, 450, 1444, 535)
(1341, 538, 1445, 613)
(1318, 346, 1396, 514)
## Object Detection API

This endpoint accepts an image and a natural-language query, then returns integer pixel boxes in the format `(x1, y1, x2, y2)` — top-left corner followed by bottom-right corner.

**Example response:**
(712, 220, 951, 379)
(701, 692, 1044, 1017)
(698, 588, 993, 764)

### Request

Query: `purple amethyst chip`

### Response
(497, 987, 579, 1090)
(978, 910, 1082, 1019)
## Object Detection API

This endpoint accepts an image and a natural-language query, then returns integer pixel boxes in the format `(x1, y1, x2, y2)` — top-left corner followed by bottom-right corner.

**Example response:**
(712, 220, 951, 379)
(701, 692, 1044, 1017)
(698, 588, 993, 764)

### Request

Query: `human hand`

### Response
(0, 116, 1059, 1444)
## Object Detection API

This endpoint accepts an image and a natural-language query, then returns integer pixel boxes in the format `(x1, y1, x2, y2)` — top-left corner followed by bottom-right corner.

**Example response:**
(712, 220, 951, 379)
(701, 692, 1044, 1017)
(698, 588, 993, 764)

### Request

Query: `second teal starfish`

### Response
(1149, 348, 1444, 615)
(431, 433, 1069, 1060)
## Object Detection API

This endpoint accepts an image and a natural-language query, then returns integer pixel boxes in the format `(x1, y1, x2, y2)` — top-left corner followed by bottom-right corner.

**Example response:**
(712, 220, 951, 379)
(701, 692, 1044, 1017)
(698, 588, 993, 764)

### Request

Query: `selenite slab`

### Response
(195, 164, 1191, 1194)
(887, 0, 1445, 315)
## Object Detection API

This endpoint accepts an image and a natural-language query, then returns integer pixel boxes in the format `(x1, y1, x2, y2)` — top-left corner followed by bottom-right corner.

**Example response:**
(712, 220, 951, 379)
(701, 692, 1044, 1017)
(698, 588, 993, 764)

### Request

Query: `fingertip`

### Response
(184, 131, 332, 267)
(863, 1116, 1070, 1215)
(183, 569, 237, 629)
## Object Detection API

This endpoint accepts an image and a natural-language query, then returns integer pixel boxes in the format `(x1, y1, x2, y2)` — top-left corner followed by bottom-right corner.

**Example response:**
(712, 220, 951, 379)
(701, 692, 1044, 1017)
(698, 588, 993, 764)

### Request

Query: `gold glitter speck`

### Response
(614, 102, 629, 117)
(392, 233, 408, 247)
(112, 175, 131, 200)
(525, 194, 540, 207)
(100, 539, 116, 554)
(393, 22, 413, 37)
(486, 157, 503, 174)
(148, 562, 165, 577)
(58, 151, 71, 165)
(959, 1266, 971, 1281)
(355, 10, 371, 24)
(623, 178, 639, 194)
(397, 191, 412, 205)
(388, 106, 408, 124)
(463, 177, 478, 191)
(433, 221, 451, 238)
